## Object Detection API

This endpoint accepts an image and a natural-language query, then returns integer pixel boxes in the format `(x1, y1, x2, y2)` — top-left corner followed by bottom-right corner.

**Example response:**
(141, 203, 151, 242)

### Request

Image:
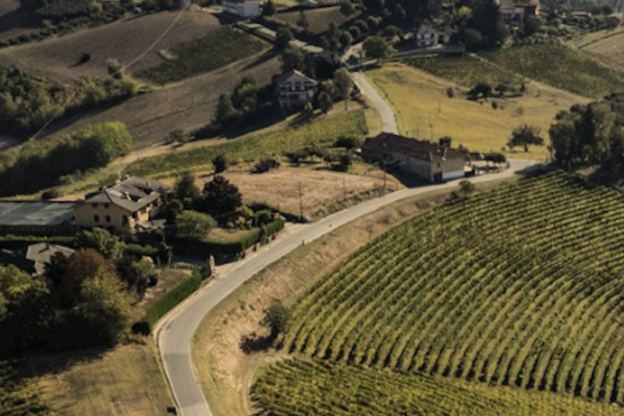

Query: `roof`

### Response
(362, 133, 465, 163)
(417, 24, 438, 35)
(275, 70, 318, 86)
(84, 177, 169, 213)
(223, 0, 260, 4)
(25, 243, 75, 275)
(0, 202, 76, 226)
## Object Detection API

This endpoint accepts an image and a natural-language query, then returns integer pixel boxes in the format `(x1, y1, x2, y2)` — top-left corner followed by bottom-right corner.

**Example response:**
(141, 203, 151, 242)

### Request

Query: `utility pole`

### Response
(383, 160, 387, 195)
(343, 177, 346, 202)
(298, 182, 303, 222)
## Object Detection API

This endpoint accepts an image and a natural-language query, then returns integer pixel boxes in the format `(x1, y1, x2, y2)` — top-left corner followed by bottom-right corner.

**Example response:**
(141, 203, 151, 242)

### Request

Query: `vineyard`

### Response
(254, 359, 624, 416)
(406, 54, 523, 89)
(481, 42, 624, 98)
(276, 172, 624, 409)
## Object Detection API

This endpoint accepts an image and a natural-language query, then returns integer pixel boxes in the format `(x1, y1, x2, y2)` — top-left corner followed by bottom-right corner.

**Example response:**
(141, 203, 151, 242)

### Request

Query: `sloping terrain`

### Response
(0, 0, 40, 42)
(0, 9, 221, 81)
(578, 29, 624, 73)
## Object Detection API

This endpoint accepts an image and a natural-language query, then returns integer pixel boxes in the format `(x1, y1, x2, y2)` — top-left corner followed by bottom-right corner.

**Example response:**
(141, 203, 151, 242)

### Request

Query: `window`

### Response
(437, 162, 441, 168)
(104, 203, 110, 209)
(92, 203, 97, 208)
(94, 215, 100, 222)
(105, 215, 111, 223)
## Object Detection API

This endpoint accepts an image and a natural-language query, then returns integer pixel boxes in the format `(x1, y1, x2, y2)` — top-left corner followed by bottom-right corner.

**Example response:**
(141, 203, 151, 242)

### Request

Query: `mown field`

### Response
(481, 42, 624, 98)
(125, 110, 368, 177)
(254, 359, 624, 416)
(272, 6, 358, 34)
(277, 172, 624, 412)
(0, 10, 220, 81)
(366, 63, 585, 159)
(137, 26, 267, 85)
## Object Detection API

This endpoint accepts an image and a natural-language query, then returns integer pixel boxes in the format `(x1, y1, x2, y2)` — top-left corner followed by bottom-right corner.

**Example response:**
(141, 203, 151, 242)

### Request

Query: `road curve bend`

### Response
(158, 159, 540, 416)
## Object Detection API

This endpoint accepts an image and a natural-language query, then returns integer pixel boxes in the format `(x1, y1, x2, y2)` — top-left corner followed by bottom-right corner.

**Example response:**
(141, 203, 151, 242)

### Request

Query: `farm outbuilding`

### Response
(362, 133, 466, 183)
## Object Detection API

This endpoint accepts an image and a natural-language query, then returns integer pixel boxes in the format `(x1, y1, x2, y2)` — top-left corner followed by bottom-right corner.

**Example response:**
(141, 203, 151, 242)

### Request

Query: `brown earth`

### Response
(0, 9, 221, 81)
(0, 0, 40, 42)
(40, 51, 282, 147)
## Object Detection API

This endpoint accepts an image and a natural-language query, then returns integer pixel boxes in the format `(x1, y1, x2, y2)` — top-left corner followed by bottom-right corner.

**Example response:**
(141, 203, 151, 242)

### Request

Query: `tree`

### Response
(263, 0, 277, 15)
(340, 0, 355, 17)
(79, 271, 134, 345)
(333, 68, 354, 110)
(261, 302, 290, 342)
(339, 31, 353, 50)
(212, 154, 228, 174)
(117, 257, 159, 296)
(317, 92, 333, 115)
(175, 210, 217, 240)
(363, 36, 391, 62)
(508, 125, 544, 152)
(337, 153, 353, 171)
(60, 249, 116, 306)
(76, 228, 124, 261)
(460, 27, 483, 51)
(174, 171, 200, 202)
(214, 93, 240, 129)
(202, 175, 243, 216)
(275, 27, 294, 50)
(458, 180, 476, 198)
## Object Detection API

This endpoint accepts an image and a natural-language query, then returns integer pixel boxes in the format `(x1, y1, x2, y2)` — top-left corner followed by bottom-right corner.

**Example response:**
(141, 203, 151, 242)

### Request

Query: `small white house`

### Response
(222, 0, 261, 18)
(415, 25, 439, 48)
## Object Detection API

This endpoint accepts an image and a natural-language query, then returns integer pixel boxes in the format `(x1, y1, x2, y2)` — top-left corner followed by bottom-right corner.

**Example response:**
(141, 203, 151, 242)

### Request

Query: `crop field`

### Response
(137, 26, 267, 85)
(254, 359, 624, 416)
(366, 63, 585, 159)
(272, 6, 358, 34)
(407, 54, 524, 88)
(577, 30, 624, 73)
(279, 172, 624, 410)
(125, 110, 368, 177)
(481, 43, 624, 98)
(0, 10, 221, 81)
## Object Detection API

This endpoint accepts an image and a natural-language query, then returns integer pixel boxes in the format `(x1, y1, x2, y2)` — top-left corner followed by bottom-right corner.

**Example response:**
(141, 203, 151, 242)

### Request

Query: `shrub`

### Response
(334, 136, 362, 149)
(132, 271, 202, 335)
(253, 158, 280, 174)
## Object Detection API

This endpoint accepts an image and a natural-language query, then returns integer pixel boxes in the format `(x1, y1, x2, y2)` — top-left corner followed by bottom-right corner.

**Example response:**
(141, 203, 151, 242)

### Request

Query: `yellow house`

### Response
(74, 177, 169, 233)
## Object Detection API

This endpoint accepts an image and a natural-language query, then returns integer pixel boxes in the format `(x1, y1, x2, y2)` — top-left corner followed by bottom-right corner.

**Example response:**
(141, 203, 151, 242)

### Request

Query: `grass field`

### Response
(481, 42, 624, 98)
(254, 359, 624, 416)
(1, 361, 49, 416)
(137, 26, 267, 85)
(576, 29, 624, 73)
(366, 63, 585, 159)
(125, 110, 369, 177)
(272, 6, 357, 34)
(283, 171, 624, 409)
(0, 10, 221, 81)
(34, 343, 172, 416)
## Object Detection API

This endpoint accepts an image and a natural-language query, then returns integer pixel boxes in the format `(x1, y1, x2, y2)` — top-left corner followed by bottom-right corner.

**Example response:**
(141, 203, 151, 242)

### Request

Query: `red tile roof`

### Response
(362, 133, 465, 163)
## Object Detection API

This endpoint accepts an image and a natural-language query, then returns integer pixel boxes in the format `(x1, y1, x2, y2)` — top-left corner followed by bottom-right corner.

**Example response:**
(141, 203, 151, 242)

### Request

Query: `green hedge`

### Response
(171, 219, 285, 258)
(132, 271, 202, 335)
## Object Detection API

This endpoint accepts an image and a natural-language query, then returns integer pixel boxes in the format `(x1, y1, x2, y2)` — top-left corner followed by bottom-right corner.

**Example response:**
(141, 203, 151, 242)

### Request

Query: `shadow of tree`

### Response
(240, 332, 274, 354)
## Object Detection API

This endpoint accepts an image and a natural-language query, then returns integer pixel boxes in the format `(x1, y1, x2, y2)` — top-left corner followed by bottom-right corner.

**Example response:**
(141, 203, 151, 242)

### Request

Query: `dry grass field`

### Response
(42, 51, 282, 147)
(577, 29, 624, 72)
(273, 6, 358, 34)
(0, 9, 221, 81)
(31, 342, 173, 416)
(366, 63, 587, 160)
(0, 0, 40, 42)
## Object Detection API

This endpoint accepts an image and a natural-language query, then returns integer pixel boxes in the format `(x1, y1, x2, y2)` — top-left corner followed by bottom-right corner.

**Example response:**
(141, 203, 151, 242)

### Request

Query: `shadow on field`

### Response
(240, 332, 273, 354)
(242, 51, 279, 71)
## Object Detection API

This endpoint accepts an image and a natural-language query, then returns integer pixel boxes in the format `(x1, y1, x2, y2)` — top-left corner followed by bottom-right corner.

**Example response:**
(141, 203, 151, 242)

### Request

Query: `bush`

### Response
(253, 158, 280, 174)
(132, 271, 202, 335)
(334, 136, 362, 149)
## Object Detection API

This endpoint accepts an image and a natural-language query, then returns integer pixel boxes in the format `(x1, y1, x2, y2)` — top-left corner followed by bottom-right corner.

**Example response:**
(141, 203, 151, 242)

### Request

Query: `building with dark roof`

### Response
(74, 177, 169, 232)
(362, 133, 466, 183)
(275, 70, 319, 110)
(0, 202, 77, 236)
(1, 243, 75, 276)
(222, 0, 261, 18)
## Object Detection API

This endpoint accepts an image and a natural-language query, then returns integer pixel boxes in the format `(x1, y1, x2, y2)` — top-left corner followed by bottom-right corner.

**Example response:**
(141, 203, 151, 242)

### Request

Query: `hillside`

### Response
(281, 172, 624, 411)
(577, 29, 624, 73)
(0, 9, 221, 81)
(0, 0, 40, 42)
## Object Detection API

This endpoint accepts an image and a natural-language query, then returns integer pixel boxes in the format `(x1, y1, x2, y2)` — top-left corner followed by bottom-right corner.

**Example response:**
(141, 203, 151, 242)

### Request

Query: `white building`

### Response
(275, 70, 318, 111)
(415, 25, 439, 48)
(222, 0, 261, 18)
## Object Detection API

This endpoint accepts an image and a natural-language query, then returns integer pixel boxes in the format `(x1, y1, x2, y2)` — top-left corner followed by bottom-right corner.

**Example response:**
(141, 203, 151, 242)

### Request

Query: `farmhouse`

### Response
(0, 243, 75, 276)
(74, 177, 169, 233)
(222, 0, 262, 18)
(500, 0, 540, 21)
(0, 202, 77, 236)
(276, 70, 319, 110)
(415, 25, 440, 48)
(362, 133, 466, 183)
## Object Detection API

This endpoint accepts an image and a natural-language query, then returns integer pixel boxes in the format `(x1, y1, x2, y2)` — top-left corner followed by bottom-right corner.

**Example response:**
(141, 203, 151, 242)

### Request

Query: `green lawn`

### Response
(137, 27, 267, 85)
(126, 110, 368, 178)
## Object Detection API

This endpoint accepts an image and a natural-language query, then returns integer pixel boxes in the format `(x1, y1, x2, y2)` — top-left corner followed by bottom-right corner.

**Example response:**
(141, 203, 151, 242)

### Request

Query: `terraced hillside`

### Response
(282, 172, 624, 406)
(254, 360, 624, 416)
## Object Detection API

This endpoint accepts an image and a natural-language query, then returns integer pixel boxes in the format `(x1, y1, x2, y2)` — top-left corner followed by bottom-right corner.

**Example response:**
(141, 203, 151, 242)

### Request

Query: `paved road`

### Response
(351, 70, 399, 134)
(158, 159, 540, 416)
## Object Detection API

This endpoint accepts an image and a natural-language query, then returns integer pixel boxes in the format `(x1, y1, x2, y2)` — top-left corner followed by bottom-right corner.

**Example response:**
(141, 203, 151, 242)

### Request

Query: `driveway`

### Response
(351, 70, 399, 134)
(158, 159, 541, 416)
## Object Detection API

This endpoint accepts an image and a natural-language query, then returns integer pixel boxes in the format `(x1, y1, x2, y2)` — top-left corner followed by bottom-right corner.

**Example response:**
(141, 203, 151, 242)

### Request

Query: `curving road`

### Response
(157, 159, 540, 416)
(351, 70, 399, 135)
